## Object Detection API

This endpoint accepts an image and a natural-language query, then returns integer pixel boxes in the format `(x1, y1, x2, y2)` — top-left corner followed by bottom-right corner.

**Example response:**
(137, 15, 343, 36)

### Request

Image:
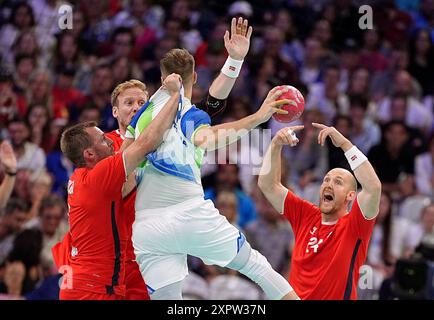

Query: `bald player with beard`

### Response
(259, 123, 382, 300)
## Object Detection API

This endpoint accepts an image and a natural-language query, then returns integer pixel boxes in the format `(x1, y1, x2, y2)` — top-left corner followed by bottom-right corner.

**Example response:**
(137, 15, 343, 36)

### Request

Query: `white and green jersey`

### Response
(126, 87, 211, 210)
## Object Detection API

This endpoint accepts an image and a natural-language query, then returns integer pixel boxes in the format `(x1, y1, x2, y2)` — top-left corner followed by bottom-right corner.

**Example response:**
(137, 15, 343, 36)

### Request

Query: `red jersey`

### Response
(66, 152, 127, 296)
(105, 130, 136, 261)
(284, 191, 376, 300)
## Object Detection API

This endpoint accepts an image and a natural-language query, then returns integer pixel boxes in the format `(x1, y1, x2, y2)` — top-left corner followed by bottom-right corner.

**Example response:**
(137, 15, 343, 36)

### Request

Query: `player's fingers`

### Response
(290, 125, 305, 132)
(241, 19, 248, 36)
(312, 122, 327, 130)
(317, 128, 325, 145)
(224, 30, 230, 44)
(237, 17, 243, 34)
(272, 99, 291, 108)
(272, 107, 288, 114)
(268, 85, 285, 97)
(246, 26, 253, 40)
(319, 129, 330, 146)
(231, 17, 236, 35)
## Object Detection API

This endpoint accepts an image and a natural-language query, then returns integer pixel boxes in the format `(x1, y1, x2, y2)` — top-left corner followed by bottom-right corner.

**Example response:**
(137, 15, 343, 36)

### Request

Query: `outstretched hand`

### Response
(224, 17, 253, 61)
(312, 123, 352, 151)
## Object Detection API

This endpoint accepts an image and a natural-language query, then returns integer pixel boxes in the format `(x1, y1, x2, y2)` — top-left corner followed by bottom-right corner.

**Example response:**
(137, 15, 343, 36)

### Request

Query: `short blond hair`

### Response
(160, 48, 195, 84)
(111, 79, 148, 107)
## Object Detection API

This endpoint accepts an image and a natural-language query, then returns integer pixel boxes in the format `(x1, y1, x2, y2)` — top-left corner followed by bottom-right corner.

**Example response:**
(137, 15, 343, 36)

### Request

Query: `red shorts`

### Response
(125, 260, 150, 300)
(59, 289, 123, 300)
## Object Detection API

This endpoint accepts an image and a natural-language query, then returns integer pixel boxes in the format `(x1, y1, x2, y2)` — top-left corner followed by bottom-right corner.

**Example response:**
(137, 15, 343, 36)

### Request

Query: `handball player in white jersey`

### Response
(125, 23, 299, 300)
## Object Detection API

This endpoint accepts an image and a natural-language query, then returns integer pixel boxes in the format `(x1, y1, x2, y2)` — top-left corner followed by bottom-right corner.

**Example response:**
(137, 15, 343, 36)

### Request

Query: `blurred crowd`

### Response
(1, 0, 434, 300)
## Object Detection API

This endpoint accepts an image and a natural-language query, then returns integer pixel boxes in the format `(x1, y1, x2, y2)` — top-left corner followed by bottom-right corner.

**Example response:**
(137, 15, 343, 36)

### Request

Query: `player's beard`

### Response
(319, 197, 338, 215)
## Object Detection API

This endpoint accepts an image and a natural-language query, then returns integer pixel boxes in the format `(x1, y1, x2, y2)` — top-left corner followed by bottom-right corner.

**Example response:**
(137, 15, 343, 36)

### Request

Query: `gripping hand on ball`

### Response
(255, 86, 291, 123)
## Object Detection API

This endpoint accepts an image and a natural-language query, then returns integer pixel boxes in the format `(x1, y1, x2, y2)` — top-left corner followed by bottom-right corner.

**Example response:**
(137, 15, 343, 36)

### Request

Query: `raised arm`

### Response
(197, 17, 252, 117)
(209, 17, 252, 99)
(0, 141, 17, 210)
(193, 86, 290, 151)
(123, 74, 181, 175)
(258, 126, 304, 212)
(313, 123, 382, 219)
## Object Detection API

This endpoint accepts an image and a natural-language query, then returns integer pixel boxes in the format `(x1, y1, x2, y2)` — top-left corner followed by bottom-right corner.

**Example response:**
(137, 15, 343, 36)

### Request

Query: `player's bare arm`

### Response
(123, 74, 182, 176)
(312, 123, 382, 219)
(193, 86, 290, 151)
(208, 17, 252, 99)
(258, 126, 304, 212)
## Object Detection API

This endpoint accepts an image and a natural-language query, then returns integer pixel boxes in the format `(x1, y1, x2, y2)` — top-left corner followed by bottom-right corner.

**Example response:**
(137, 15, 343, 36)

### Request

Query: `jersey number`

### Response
(306, 237, 323, 253)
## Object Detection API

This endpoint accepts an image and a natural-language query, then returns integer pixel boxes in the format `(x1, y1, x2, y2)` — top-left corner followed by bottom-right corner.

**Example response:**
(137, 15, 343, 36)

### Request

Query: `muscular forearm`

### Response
(195, 113, 261, 150)
(0, 176, 15, 209)
(208, 73, 237, 99)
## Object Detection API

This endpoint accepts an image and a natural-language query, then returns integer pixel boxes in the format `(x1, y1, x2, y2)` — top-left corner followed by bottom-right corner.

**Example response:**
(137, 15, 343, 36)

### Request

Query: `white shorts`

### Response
(132, 197, 244, 292)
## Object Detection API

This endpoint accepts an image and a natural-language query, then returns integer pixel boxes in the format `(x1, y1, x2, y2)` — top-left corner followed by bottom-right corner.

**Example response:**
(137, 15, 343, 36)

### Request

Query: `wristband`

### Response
(344, 145, 368, 171)
(221, 56, 244, 78)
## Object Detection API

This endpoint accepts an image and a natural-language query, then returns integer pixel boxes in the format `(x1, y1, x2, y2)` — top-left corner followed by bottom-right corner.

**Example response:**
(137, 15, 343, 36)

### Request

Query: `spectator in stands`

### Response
(0, 199, 28, 265)
(52, 32, 80, 72)
(349, 95, 381, 154)
(24, 104, 55, 153)
(359, 27, 389, 73)
(215, 190, 239, 228)
(45, 137, 73, 198)
(306, 63, 349, 125)
(13, 54, 36, 95)
(0, 2, 35, 66)
(0, 228, 43, 297)
(70, 63, 113, 129)
(37, 195, 68, 274)
(7, 118, 46, 179)
(368, 121, 416, 195)
(408, 28, 434, 97)
(415, 135, 434, 196)
(0, 69, 20, 125)
(299, 37, 323, 86)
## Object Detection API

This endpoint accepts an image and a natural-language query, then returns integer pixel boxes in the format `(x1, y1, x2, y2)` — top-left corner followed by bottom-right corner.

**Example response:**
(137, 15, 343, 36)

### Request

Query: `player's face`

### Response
(319, 169, 353, 215)
(114, 87, 148, 130)
(86, 127, 114, 162)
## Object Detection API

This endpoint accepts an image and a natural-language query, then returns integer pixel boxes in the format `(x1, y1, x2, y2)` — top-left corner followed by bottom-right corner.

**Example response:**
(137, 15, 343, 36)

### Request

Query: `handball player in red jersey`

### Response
(103, 17, 254, 299)
(259, 123, 382, 300)
(53, 74, 182, 300)
(53, 16, 254, 300)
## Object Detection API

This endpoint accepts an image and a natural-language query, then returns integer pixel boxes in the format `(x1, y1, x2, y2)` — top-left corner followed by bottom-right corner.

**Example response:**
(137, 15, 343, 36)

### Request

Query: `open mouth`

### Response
(322, 192, 334, 203)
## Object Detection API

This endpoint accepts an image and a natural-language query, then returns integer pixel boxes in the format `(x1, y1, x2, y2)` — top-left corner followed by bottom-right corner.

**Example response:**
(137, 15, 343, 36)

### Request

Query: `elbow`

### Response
(258, 175, 266, 191)
(258, 177, 275, 194)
